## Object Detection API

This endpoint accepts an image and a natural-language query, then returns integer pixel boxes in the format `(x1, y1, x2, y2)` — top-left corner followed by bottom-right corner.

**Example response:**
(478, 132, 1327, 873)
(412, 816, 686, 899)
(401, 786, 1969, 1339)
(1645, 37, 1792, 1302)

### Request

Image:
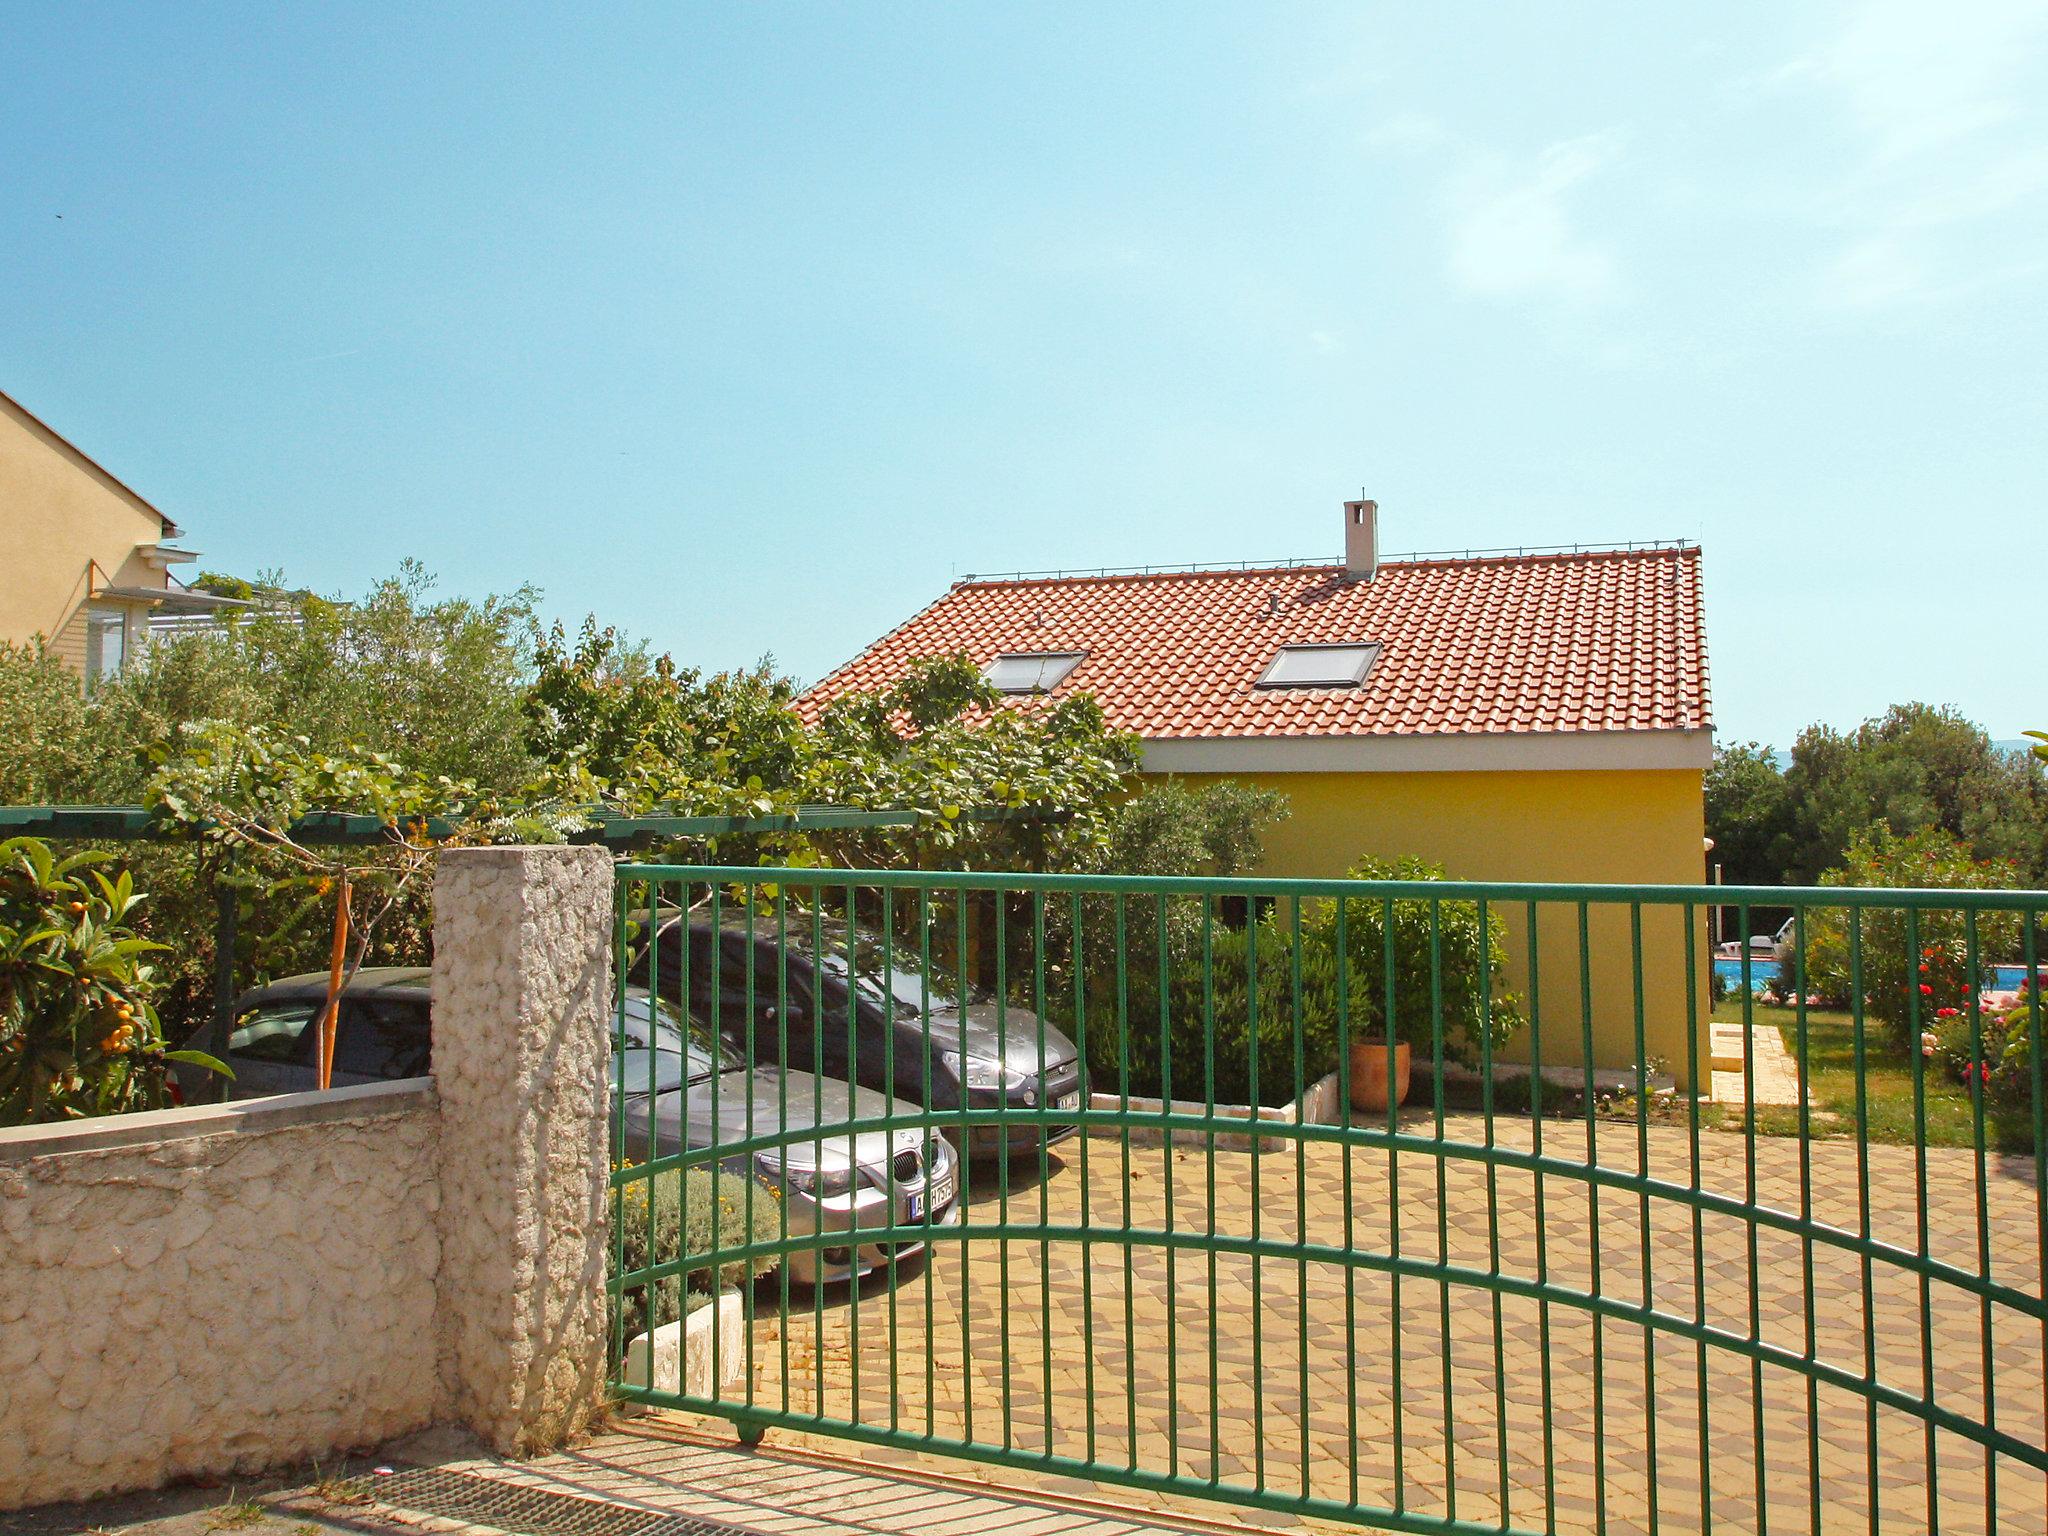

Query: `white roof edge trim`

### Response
(1139, 729, 1714, 775)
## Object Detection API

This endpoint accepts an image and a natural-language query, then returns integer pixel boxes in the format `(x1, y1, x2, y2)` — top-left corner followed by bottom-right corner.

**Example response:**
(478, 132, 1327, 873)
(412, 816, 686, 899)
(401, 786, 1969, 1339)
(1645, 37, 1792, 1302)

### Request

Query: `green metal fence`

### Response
(606, 865, 2048, 1535)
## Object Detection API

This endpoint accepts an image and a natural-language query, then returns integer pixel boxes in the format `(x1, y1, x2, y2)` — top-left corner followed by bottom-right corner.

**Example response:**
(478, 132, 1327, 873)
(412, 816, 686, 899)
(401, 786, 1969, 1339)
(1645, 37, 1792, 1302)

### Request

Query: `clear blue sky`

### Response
(5, 3, 2044, 748)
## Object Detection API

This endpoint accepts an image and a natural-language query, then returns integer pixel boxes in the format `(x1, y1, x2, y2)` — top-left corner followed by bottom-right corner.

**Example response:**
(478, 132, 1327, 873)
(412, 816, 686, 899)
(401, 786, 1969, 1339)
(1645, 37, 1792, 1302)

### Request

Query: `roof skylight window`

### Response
(984, 652, 1086, 694)
(1256, 642, 1380, 689)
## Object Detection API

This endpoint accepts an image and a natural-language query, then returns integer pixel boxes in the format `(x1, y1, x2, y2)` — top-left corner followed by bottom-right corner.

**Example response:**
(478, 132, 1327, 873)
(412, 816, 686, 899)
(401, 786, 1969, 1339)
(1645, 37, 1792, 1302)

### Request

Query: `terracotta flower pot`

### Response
(1348, 1039, 1412, 1113)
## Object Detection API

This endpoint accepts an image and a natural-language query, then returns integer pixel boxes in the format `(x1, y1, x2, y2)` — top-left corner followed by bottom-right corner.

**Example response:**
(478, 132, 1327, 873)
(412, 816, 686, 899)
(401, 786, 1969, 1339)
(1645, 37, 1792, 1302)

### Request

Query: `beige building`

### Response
(0, 388, 240, 682)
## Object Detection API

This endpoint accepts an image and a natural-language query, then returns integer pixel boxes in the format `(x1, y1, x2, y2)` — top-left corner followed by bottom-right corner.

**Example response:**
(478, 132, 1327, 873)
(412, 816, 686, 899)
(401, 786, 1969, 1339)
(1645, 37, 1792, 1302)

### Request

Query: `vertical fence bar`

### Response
(2030, 913, 2047, 1517)
(1793, 908, 1817, 1536)
(660, 879, 678, 1383)
(1291, 897, 1310, 1504)
(1967, 908, 1997, 1529)
(1336, 895, 1360, 1513)
(775, 890, 792, 1421)
(1033, 890, 1052, 1459)
(1850, 907, 1877, 1535)
(1907, 905, 1938, 1535)
(1247, 898, 1265, 1498)
(1203, 894, 1220, 1488)
(1684, 898, 1711, 1536)
(812, 895, 829, 1420)
(610, 875, 630, 1376)
(1070, 889, 1093, 1469)
(1382, 897, 1404, 1515)
(1481, 895, 1509, 1527)
(711, 882, 731, 1409)
(881, 890, 901, 1436)
(737, 882, 759, 1417)
(1028, 884, 1050, 1460)
(916, 887, 934, 1441)
(844, 882, 862, 1426)
(1738, 901, 1766, 1536)
(953, 886, 973, 1448)
(1117, 893, 1138, 1474)
(1157, 892, 1179, 1480)
(1527, 899, 1556, 1532)
(1429, 897, 1453, 1526)
(995, 890, 1012, 1454)
(1577, 901, 1607, 1535)
(1631, 902, 1659, 1536)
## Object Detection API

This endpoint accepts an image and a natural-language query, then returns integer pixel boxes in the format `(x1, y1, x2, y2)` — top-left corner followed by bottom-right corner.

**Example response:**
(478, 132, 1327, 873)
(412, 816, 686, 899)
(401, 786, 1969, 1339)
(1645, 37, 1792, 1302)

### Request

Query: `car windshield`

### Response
(616, 988, 725, 1080)
(810, 941, 993, 1017)
(612, 1048, 690, 1097)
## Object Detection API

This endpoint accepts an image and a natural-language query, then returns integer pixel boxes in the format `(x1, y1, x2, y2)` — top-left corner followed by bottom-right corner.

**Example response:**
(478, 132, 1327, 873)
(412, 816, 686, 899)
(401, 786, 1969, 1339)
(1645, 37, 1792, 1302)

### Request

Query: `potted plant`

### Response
(1303, 855, 1524, 1113)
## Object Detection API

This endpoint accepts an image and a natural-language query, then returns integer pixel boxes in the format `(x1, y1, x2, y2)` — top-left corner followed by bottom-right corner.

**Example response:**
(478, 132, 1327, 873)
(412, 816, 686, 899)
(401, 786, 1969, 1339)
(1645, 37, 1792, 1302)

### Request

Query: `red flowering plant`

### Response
(1933, 996, 2042, 1108)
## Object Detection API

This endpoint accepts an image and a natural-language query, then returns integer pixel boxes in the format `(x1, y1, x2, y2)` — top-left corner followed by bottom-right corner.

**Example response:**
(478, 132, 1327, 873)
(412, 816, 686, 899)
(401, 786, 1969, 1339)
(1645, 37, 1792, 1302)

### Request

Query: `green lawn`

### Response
(1715, 999, 2039, 1154)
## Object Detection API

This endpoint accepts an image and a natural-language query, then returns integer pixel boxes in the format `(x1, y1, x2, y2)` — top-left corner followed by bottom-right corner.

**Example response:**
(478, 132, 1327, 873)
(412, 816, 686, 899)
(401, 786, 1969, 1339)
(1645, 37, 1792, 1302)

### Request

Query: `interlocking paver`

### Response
(692, 1117, 2047, 1535)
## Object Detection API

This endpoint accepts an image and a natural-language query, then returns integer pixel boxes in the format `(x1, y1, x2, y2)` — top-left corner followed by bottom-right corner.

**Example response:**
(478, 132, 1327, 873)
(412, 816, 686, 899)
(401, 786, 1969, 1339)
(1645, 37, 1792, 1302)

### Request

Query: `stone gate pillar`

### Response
(431, 844, 613, 1454)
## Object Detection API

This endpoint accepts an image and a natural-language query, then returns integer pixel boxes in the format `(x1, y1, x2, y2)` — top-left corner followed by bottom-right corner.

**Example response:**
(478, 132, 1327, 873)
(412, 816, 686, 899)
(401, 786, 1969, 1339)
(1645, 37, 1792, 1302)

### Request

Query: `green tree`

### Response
(1705, 741, 1797, 886)
(1780, 705, 2048, 884)
(801, 653, 1142, 870)
(524, 618, 808, 803)
(6, 566, 547, 1042)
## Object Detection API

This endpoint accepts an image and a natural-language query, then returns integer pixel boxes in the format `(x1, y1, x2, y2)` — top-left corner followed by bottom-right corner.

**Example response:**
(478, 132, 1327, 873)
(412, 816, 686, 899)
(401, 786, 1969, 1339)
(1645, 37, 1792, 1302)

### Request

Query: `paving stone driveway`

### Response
(708, 1117, 2047, 1535)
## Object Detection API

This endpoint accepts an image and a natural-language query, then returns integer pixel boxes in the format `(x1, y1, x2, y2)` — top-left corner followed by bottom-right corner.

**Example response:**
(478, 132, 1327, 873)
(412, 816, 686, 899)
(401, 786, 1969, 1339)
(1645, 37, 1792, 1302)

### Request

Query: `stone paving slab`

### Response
(688, 1118, 2048, 1535)
(1708, 1020, 1805, 1108)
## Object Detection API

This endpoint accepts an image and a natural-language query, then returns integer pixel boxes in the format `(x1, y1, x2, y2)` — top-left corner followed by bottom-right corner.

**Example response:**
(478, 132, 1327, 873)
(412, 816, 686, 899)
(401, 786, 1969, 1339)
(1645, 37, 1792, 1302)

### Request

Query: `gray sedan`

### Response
(613, 990, 961, 1286)
(179, 970, 961, 1286)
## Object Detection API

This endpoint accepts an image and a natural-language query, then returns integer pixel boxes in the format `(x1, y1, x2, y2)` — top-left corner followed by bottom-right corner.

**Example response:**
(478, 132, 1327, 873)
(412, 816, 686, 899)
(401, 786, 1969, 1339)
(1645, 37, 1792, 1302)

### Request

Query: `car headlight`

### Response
(938, 1049, 1029, 1094)
(766, 1156, 854, 1199)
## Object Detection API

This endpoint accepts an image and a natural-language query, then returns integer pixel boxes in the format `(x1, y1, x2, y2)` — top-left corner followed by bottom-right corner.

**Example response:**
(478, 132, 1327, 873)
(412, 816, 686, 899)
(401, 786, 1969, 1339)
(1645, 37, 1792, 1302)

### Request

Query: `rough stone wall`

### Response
(0, 1083, 441, 1509)
(431, 844, 613, 1455)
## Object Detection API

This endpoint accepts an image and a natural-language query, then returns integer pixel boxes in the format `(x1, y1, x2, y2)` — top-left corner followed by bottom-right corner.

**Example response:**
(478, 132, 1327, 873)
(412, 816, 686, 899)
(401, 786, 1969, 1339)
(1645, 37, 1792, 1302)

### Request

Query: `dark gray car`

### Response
(630, 916, 1083, 1157)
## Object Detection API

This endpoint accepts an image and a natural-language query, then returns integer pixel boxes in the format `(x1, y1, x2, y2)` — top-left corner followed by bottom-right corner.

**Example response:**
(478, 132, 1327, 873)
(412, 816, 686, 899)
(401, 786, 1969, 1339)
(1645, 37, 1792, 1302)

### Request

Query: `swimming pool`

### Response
(1713, 957, 1778, 992)
(1716, 958, 2042, 994)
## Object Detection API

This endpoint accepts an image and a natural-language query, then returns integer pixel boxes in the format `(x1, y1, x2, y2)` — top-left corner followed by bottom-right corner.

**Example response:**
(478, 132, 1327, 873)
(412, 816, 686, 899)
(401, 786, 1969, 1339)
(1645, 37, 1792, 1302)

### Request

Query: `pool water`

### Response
(1714, 957, 1777, 992)
(1715, 958, 2043, 994)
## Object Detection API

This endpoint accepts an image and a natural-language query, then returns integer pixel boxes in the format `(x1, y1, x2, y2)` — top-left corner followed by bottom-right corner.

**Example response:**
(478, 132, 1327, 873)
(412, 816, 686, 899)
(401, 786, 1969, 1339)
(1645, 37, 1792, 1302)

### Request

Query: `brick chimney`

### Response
(1343, 498, 1378, 582)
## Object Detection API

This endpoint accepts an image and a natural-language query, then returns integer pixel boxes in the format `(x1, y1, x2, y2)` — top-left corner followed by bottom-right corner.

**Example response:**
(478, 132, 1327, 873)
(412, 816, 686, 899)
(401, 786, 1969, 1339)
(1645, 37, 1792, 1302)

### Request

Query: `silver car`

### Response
(178, 969, 961, 1287)
(613, 990, 961, 1286)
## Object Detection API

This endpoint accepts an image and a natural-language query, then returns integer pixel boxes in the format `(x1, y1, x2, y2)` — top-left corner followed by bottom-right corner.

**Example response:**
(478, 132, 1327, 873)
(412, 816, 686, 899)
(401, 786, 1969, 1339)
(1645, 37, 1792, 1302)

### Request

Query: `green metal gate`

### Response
(607, 865, 2048, 1535)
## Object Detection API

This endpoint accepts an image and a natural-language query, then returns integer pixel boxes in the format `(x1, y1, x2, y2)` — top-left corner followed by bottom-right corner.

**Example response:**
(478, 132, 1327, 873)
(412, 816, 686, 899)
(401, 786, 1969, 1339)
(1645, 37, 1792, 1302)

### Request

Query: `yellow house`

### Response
(800, 501, 1715, 1084)
(0, 388, 240, 682)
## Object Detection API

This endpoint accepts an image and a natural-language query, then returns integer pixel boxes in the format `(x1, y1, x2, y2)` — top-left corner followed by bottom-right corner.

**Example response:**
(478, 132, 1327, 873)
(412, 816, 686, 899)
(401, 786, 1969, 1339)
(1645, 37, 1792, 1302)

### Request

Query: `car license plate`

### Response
(1055, 1090, 1081, 1110)
(928, 1171, 955, 1211)
(905, 1191, 925, 1221)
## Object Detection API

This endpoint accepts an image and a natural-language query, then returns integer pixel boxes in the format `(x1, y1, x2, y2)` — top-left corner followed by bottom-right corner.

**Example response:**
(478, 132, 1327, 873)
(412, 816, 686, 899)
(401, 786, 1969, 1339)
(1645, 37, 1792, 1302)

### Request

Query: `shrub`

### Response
(0, 641, 93, 804)
(1136, 915, 1340, 1108)
(1933, 993, 2043, 1109)
(615, 1165, 781, 1338)
(0, 837, 226, 1124)
(1802, 827, 2025, 1057)
(1073, 853, 1523, 1108)
(1298, 855, 1524, 1063)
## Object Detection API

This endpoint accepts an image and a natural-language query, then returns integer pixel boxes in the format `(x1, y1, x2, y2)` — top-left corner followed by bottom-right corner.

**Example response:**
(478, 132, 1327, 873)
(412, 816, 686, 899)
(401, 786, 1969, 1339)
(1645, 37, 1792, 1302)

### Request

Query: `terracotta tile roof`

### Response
(797, 545, 1711, 740)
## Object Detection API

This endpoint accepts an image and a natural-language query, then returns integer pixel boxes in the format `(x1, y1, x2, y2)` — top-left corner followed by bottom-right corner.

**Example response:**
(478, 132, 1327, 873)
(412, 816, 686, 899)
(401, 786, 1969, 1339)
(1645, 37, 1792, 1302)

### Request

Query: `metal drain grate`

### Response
(368, 1467, 766, 1536)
